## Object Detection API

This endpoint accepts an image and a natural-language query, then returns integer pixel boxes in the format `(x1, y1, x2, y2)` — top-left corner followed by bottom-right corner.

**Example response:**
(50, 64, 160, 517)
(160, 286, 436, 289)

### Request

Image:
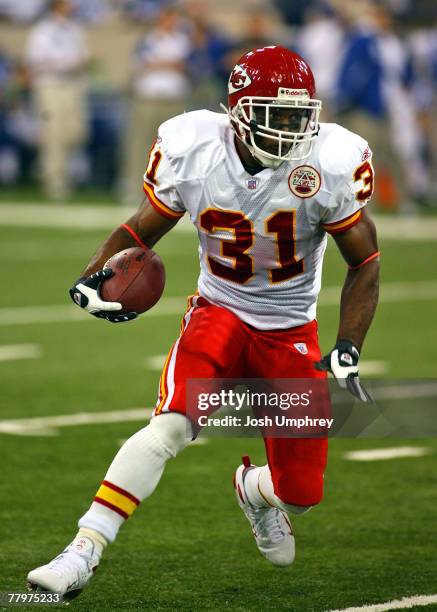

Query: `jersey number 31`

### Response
(200, 209, 303, 285)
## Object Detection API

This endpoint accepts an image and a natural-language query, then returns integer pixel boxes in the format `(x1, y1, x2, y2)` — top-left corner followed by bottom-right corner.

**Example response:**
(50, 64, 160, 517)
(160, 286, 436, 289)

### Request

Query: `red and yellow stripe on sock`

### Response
(94, 480, 140, 520)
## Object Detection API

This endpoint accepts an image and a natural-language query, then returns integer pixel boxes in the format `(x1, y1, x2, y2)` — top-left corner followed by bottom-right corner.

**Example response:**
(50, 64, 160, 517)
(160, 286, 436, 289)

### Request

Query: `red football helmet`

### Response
(224, 46, 322, 168)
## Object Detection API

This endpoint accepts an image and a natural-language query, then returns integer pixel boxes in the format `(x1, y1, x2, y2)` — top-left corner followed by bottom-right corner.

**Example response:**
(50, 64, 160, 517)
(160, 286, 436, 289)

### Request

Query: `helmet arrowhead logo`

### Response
(229, 65, 252, 94)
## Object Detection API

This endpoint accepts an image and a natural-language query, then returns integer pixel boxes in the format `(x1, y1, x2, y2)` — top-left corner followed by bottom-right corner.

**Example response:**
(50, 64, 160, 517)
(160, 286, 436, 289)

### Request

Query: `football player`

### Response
(27, 46, 379, 598)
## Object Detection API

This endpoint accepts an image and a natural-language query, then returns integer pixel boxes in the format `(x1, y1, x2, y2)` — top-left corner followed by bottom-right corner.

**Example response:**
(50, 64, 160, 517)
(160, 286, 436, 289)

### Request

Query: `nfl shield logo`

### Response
(294, 343, 308, 355)
(246, 178, 258, 190)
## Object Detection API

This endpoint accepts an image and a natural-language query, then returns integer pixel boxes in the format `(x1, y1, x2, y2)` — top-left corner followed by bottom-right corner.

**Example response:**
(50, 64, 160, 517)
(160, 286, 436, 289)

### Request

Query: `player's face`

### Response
(251, 105, 313, 157)
(269, 106, 311, 132)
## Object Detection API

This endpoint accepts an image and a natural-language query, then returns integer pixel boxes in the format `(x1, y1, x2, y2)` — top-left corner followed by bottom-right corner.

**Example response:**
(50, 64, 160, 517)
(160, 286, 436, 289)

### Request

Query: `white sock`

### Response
(245, 464, 312, 515)
(76, 527, 107, 555)
(244, 465, 274, 508)
(79, 413, 192, 543)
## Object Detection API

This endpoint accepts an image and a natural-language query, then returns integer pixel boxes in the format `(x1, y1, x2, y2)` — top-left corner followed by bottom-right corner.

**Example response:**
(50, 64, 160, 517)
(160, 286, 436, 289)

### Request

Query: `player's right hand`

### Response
(69, 269, 137, 323)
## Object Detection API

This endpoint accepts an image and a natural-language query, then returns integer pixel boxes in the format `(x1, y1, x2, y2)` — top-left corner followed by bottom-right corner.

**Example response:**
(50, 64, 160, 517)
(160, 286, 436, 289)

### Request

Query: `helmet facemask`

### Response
(226, 89, 322, 169)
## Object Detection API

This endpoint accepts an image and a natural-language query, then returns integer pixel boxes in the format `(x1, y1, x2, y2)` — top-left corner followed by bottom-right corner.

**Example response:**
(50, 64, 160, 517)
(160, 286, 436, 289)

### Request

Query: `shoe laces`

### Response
(250, 507, 288, 544)
(47, 549, 90, 580)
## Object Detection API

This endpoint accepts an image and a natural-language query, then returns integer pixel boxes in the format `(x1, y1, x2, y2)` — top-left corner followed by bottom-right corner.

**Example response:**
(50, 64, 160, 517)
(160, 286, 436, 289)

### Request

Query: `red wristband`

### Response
(348, 251, 380, 270)
(120, 224, 149, 251)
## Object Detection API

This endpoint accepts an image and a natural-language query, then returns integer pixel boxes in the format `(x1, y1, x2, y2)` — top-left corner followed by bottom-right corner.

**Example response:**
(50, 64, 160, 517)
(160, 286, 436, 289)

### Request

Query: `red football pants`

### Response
(153, 295, 328, 507)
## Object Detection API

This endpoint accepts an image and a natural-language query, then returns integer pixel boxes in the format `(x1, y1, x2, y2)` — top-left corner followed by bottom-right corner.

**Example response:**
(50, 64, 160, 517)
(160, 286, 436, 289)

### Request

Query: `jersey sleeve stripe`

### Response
(322, 210, 362, 234)
(143, 180, 185, 220)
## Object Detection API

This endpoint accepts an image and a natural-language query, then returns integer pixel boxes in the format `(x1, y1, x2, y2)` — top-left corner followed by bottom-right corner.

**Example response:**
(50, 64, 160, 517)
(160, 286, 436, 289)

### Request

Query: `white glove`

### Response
(315, 340, 373, 403)
(69, 269, 137, 323)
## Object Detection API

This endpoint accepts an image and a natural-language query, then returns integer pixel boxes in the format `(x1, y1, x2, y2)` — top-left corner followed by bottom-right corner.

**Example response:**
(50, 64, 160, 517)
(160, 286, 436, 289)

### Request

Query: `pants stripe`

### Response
(154, 295, 197, 416)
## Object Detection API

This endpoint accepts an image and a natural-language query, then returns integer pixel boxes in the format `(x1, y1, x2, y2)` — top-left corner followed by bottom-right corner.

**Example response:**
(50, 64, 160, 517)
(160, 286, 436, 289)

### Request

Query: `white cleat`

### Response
(27, 535, 100, 600)
(234, 456, 295, 567)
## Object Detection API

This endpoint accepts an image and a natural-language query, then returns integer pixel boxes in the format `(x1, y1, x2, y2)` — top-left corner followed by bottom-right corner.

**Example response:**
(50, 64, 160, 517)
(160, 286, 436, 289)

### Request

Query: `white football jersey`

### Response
(143, 110, 374, 330)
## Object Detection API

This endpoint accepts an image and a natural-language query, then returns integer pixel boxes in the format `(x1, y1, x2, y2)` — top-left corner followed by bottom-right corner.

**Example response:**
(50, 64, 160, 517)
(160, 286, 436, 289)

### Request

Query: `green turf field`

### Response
(1, 211, 437, 611)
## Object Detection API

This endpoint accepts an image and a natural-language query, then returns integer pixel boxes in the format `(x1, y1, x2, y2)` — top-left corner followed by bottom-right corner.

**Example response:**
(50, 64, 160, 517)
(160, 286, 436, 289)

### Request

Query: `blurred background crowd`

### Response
(0, 0, 435, 211)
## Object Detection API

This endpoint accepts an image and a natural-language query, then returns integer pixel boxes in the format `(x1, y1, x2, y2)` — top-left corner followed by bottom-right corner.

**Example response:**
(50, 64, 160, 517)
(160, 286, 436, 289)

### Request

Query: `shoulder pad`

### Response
(316, 123, 370, 179)
(158, 110, 228, 177)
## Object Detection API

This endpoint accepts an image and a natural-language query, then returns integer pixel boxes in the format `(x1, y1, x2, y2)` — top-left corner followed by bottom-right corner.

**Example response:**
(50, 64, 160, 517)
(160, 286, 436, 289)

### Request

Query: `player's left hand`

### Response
(314, 340, 373, 403)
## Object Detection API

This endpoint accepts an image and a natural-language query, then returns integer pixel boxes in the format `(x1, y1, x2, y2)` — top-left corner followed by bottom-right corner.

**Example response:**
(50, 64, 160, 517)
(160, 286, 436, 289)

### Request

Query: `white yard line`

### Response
(371, 381, 437, 401)
(0, 204, 437, 241)
(0, 203, 194, 232)
(0, 296, 187, 326)
(117, 436, 207, 446)
(0, 408, 153, 436)
(2, 384, 436, 437)
(319, 280, 437, 305)
(187, 436, 208, 445)
(0, 304, 87, 326)
(144, 354, 167, 370)
(144, 357, 388, 375)
(344, 447, 432, 462)
(326, 593, 437, 612)
(373, 217, 437, 241)
(0, 204, 135, 231)
(358, 361, 388, 376)
(0, 408, 204, 441)
(0, 281, 436, 327)
(0, 344, 42, 361)
(1, 204, 437, 240)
